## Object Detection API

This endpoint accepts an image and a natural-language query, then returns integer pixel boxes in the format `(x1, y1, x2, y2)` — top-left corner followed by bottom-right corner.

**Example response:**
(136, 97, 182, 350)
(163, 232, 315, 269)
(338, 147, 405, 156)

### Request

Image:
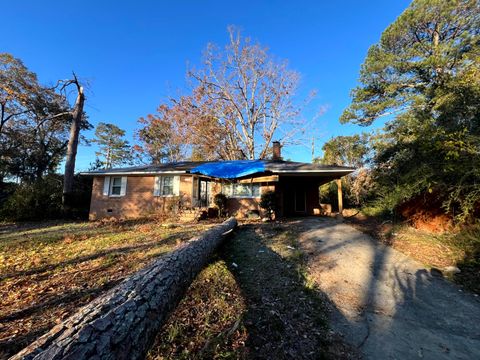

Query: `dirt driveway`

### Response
(293, 217, 480, 360)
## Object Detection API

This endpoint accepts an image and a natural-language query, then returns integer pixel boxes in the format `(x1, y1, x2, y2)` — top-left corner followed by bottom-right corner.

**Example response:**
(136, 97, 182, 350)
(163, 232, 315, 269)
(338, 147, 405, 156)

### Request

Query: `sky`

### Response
(2, 0, 411, 171)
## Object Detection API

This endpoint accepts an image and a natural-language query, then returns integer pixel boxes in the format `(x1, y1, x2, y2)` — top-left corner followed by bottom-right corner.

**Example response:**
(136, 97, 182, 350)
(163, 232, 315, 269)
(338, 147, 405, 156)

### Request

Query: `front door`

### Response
(199, 179, 209, 207)
(294, 189, 306, 213)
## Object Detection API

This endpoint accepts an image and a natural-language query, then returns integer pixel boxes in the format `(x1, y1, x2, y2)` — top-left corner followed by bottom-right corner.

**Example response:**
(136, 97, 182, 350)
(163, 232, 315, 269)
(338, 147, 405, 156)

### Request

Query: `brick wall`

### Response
(225, 184, 274, 218)
(89, 175, 275, 220)
(89, 175, 193, 220)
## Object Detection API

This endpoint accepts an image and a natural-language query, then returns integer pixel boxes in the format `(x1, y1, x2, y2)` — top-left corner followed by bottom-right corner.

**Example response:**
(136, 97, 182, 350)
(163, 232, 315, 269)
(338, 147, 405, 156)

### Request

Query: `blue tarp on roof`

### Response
(190, 160, 266, 179)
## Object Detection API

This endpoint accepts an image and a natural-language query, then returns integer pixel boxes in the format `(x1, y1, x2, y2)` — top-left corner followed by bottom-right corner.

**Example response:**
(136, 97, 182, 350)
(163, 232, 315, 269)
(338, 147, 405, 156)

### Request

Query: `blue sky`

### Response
(2, 0, 410, 170)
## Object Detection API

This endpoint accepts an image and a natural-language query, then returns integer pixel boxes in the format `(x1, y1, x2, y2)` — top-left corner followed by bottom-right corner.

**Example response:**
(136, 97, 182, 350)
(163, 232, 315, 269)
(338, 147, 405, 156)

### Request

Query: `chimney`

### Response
(272, 141, 282, 161)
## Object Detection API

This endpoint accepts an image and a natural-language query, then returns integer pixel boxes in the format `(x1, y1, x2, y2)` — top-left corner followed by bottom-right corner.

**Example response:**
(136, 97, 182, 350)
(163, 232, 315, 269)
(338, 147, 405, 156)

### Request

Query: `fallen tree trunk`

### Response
(12, 218, 237, 360)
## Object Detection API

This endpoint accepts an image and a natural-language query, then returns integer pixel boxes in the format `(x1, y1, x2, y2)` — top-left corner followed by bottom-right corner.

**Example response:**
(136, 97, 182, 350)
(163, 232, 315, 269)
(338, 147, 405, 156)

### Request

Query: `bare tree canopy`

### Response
(137, 27, 312, 161)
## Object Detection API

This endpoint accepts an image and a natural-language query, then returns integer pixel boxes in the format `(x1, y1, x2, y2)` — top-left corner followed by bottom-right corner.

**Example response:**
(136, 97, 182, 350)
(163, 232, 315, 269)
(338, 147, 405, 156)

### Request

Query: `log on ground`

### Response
(11, 217, 237, 360)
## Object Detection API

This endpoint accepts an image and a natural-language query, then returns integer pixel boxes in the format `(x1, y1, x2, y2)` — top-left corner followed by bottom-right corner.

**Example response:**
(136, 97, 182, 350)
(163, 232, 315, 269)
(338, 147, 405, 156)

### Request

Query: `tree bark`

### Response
(11, 218, 237, 360)
(62, 77, 85, 212)
(336, 178, 343, 215)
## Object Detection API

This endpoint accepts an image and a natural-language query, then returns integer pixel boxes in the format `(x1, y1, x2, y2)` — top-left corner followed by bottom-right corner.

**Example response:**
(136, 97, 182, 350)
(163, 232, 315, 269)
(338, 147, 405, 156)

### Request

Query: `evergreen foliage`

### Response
(259, 190, 277, 219)
(213, 193, 228, 217)
(92, 122, 133, 168)
(341, 0, 480, 223)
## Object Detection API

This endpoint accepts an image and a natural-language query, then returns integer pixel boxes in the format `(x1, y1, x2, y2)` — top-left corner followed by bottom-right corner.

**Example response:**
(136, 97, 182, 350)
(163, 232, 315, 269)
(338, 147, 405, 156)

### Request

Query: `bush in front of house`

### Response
(260, 190, 277, 220)
(213, 193, 228, 218)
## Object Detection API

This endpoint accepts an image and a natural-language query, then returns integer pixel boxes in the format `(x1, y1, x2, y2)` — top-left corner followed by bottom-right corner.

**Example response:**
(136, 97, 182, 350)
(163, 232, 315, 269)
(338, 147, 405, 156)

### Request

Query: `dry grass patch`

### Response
(149, 222, 355, 359)
(346, 214, 480, 294)
(0, 219, 206, 359)
(147, 260, 248, 360)
(391, 226, 464, 268)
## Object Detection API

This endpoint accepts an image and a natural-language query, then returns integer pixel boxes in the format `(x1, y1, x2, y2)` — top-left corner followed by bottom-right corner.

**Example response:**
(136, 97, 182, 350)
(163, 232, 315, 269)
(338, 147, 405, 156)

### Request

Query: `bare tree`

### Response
(136, 27, 315, 162)
(188, 26, 308, 160)
(61, 74, 85, 210)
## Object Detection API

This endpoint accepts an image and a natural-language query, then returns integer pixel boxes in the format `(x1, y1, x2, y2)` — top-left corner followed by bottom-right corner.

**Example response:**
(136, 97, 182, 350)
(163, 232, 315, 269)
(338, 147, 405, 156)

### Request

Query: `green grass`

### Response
(446, 225, 480, 264)
(221, 224, 330, 359)
(439, 224, 480, 293)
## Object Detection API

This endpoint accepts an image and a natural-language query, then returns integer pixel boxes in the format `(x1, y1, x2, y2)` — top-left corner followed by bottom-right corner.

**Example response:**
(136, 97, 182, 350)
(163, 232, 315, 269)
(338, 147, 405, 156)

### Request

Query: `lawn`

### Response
(1, 220, 351, 360)
(0, 219, 207, 358)
(148, 222, 354, 360)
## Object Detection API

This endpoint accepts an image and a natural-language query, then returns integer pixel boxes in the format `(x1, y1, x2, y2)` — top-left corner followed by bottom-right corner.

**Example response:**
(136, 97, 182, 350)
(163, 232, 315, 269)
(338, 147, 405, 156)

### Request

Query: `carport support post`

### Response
(336, 179, 343, 215)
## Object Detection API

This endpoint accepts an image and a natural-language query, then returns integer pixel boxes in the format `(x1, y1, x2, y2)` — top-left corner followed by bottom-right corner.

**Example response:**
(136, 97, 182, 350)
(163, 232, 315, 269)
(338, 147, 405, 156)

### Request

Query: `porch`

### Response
(275, 175, 344, 217)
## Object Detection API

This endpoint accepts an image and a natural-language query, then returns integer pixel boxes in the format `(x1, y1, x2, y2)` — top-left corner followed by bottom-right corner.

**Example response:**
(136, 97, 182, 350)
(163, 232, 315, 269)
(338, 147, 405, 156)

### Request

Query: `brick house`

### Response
(82, 142, 354, 220)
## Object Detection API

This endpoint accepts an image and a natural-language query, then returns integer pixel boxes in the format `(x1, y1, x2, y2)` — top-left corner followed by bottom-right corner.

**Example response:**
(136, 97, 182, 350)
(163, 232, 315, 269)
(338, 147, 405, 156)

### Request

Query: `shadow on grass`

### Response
(0, 229, 199, 359)
(0, 230, 196, 281)
(0, 279, 122, 357)
(0, 217, 161, 249)
(220, 224, 357, 360)
(0, 278, 123, 323)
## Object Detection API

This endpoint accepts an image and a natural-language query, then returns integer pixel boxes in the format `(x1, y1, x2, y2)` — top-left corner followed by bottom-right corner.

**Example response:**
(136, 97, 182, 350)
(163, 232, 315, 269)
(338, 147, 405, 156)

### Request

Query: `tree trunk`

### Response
(11, 218, 237, 360)
(336, 178, 343, 215)
(62, 80, 84, 212)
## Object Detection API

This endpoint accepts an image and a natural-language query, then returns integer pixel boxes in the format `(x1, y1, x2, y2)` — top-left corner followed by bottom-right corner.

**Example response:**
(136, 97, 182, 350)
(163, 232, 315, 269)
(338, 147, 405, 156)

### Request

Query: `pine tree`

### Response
(92, 122, 132, 168)
(341, 0, 480, 222)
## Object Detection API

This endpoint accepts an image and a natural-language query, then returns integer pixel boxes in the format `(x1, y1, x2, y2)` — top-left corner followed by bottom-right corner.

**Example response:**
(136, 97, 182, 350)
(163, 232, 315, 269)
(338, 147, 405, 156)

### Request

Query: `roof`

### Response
(190, 160, 266, 178)
(80, 160, 355, 179)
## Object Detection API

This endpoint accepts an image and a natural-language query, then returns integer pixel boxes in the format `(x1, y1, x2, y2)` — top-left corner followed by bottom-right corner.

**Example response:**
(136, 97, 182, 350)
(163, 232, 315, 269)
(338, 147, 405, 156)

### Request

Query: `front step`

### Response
(178, 208, 209, 222)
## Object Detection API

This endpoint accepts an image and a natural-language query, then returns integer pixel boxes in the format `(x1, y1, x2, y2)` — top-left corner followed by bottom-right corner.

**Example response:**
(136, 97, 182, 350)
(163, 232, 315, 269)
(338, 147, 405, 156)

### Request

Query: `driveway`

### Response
(292, 217, 480, 360)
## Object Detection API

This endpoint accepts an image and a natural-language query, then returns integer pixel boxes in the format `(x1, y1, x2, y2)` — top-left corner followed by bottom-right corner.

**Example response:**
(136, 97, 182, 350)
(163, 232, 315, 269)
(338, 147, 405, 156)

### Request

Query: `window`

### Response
(154, 175, 180, 196)
(103, 176, 127, 197)
(234, 184, 251, 197)
(222, 183, 261, 198)
(162, 176, 174, 195)
(222, 184, 232, 196)
(110, 177, 122, 196)
(252, 184, 261, 197)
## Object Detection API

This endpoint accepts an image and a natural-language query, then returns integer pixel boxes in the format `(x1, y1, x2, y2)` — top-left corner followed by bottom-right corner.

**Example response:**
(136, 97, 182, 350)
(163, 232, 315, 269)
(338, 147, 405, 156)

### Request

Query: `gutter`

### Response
(79, 168, 355, 177)
(271, 169, 355, 173)
(79, 171, 187, 176)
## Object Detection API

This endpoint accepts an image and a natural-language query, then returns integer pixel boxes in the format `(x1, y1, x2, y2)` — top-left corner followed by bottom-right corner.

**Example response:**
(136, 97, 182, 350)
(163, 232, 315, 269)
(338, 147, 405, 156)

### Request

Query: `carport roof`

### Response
(80, 160, 355, 179)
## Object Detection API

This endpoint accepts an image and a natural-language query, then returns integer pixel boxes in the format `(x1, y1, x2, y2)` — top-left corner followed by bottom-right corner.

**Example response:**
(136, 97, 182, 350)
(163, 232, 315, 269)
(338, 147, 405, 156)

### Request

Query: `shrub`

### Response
(319, 182, 339, 210)
(213, 193, 228, 217)
(0, 181, 17, 210)
(260, 191, 277, 220)
(0, 175, 63, 221)
(450, 224, 480, 267)
(0, 174, 92, 221)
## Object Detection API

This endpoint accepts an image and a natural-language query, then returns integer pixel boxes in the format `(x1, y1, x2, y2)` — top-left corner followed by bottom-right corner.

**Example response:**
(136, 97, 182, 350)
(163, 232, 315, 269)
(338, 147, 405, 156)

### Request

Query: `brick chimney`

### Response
(272, 141, 282, 160)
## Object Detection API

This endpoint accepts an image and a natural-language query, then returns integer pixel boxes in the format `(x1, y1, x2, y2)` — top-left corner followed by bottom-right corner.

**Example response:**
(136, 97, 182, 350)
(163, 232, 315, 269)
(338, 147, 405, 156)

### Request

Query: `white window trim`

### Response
(105, 176, 127, 197)
(110, 176, 123, 197)
(222, 183, 262, 199)
(154, 175, 180, 197)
